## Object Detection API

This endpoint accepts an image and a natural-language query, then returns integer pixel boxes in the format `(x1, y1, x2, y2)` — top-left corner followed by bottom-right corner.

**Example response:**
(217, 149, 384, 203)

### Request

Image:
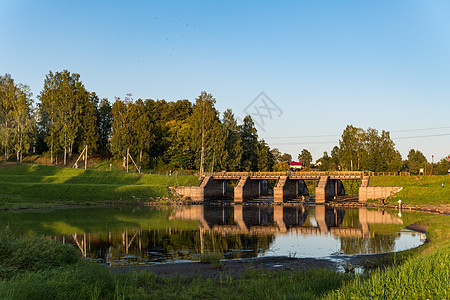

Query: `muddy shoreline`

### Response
(108, 253, 390, 279)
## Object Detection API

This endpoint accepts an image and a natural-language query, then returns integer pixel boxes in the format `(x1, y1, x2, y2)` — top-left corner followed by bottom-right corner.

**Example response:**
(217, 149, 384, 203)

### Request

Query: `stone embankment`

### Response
(358, 175, 402, 202)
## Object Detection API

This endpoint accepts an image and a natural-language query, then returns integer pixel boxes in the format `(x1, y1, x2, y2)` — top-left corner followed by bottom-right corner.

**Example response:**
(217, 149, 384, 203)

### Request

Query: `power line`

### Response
(265, 134, 338, 140)
(393, 133, 450, 140)
(263, 125, 450, 142)
(391, 126, 450, 133)
(265, 132, 450, 146)
(273, 140, 338, 146)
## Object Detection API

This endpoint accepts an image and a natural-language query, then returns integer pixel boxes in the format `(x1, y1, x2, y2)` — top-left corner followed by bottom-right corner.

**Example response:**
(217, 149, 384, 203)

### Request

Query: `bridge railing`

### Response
(204, 171, 366, 178)
(204, 171, 410, 178)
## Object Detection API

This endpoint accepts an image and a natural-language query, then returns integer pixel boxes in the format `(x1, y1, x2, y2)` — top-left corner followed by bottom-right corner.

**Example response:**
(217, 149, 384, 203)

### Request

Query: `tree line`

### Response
(1, 71, 449, 174)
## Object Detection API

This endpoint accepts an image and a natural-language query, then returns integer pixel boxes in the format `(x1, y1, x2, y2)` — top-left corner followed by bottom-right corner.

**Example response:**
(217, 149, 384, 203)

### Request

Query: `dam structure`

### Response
(174, 171, 399, 203)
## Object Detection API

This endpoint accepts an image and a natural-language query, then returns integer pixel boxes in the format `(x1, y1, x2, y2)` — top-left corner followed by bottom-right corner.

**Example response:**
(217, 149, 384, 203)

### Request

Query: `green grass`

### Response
(370, 175, 450, 205)
(0, 228, 80, 280)
(0, 163, 199, 208)
(129, 268, 354, 300)
(324, 245, 450, 299)
(199, 253, 223, 269)
(0, 165, 449, 299)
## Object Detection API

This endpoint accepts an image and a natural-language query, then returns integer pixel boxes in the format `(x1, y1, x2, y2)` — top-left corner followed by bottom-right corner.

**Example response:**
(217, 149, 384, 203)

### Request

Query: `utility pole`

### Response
(126, 148, 129, 173)
(84, 145, 88, 169)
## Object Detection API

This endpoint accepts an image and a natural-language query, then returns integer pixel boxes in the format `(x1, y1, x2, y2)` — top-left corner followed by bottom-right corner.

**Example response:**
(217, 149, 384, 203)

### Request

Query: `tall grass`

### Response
(0, 229, 133, 300)
(0, 228, 80, 280)
(324, 245, 450, 299)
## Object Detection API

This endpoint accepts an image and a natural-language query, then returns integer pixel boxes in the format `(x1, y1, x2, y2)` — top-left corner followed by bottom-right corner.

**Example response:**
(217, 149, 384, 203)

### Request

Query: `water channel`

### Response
(1, 204, 425, 267)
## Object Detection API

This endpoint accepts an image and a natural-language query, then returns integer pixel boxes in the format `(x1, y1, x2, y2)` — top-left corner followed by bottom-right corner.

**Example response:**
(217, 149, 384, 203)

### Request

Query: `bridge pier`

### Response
(274, 176, 309, 203)
(315, 176, 345, 204)
(234, 177, 272, 202)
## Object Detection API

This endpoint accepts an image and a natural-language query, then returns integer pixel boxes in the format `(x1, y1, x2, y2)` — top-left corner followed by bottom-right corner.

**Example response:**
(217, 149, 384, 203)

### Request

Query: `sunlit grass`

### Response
(0, 164, 199, 208)
(370, 175, 450, 205)
(324, 245, 450, 299)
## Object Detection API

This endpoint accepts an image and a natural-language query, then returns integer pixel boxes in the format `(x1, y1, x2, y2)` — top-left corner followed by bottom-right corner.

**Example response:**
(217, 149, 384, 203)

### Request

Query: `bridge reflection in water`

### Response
(171, 205, 403, 238)
(54, 205, 421, 266)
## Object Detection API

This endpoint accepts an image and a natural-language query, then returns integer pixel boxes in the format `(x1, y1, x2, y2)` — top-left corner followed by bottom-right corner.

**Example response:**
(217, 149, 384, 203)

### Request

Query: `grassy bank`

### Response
(1, 213, 449, 299)
(0, 163, 199, 208)
(1, 165, 449, 298)
(370, 175, 450, 206)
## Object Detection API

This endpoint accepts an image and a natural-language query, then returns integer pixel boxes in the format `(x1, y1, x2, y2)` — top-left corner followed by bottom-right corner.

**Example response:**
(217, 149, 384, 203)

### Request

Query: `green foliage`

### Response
(0, 74, 35, 162)
(316, 151, 332, 171)
(434, 155, 450, 175)
(298, 148, 313, 167)
(97, 98, 112, 154)
(339, 125, 401, 172)
(406, 149, 428, 174)
(223, 109, 243, 171)
(38, 70, 97, 165)
(257, 139, 275, 171)
(189, 91, 226, 173)
(239, 115, 259, 171)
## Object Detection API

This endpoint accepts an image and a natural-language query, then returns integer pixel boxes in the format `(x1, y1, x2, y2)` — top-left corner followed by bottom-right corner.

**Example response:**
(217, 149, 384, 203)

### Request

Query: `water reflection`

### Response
(0, 204, 423, 266)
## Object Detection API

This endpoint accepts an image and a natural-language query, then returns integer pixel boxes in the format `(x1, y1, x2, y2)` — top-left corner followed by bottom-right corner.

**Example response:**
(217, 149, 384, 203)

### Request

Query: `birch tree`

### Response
(0, 74, 34, 162)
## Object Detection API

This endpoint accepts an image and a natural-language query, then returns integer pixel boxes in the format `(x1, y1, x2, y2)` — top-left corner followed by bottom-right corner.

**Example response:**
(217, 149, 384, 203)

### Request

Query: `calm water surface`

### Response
(1, 204, 425, 266)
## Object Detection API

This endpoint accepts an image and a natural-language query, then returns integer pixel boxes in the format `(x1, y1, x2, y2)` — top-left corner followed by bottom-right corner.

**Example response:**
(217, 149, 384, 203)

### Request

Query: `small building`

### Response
(289, 162, 303, 171)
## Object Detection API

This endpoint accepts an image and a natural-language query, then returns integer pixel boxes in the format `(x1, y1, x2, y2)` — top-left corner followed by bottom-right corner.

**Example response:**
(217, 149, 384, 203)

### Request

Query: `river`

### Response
(0, 204, 424, 267)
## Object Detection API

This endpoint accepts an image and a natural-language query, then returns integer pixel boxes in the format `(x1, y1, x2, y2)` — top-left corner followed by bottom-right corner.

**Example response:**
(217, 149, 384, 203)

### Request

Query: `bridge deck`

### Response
(205, 171, 364, 180)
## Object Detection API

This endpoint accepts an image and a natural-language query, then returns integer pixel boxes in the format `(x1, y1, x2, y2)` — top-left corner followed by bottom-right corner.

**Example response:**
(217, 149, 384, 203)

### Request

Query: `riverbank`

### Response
(1, 212, 448, 299)
(1, 163, 449, 298)
(0, 163, 199, 209)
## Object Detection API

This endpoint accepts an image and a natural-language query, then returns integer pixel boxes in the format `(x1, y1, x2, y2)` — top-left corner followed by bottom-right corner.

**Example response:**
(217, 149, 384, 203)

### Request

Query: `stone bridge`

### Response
(174, 171, 402, 203)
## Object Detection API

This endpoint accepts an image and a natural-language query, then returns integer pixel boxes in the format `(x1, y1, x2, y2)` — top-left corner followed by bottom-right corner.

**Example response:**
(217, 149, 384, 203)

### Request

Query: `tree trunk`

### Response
(199, 100, 205, 177)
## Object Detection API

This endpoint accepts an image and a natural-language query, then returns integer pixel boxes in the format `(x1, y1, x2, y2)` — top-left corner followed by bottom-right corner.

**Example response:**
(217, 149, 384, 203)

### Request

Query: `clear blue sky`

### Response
(2, 0, 450, 162)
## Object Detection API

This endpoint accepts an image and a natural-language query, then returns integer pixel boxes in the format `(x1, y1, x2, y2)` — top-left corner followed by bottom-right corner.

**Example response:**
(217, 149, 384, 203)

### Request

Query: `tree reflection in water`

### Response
(0, 204, 423, 266)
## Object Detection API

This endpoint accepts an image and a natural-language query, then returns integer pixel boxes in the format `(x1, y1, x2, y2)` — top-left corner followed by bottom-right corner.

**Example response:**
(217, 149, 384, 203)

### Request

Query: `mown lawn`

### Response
(370, 175, 450, 205)
(0, 163, 199, 208)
